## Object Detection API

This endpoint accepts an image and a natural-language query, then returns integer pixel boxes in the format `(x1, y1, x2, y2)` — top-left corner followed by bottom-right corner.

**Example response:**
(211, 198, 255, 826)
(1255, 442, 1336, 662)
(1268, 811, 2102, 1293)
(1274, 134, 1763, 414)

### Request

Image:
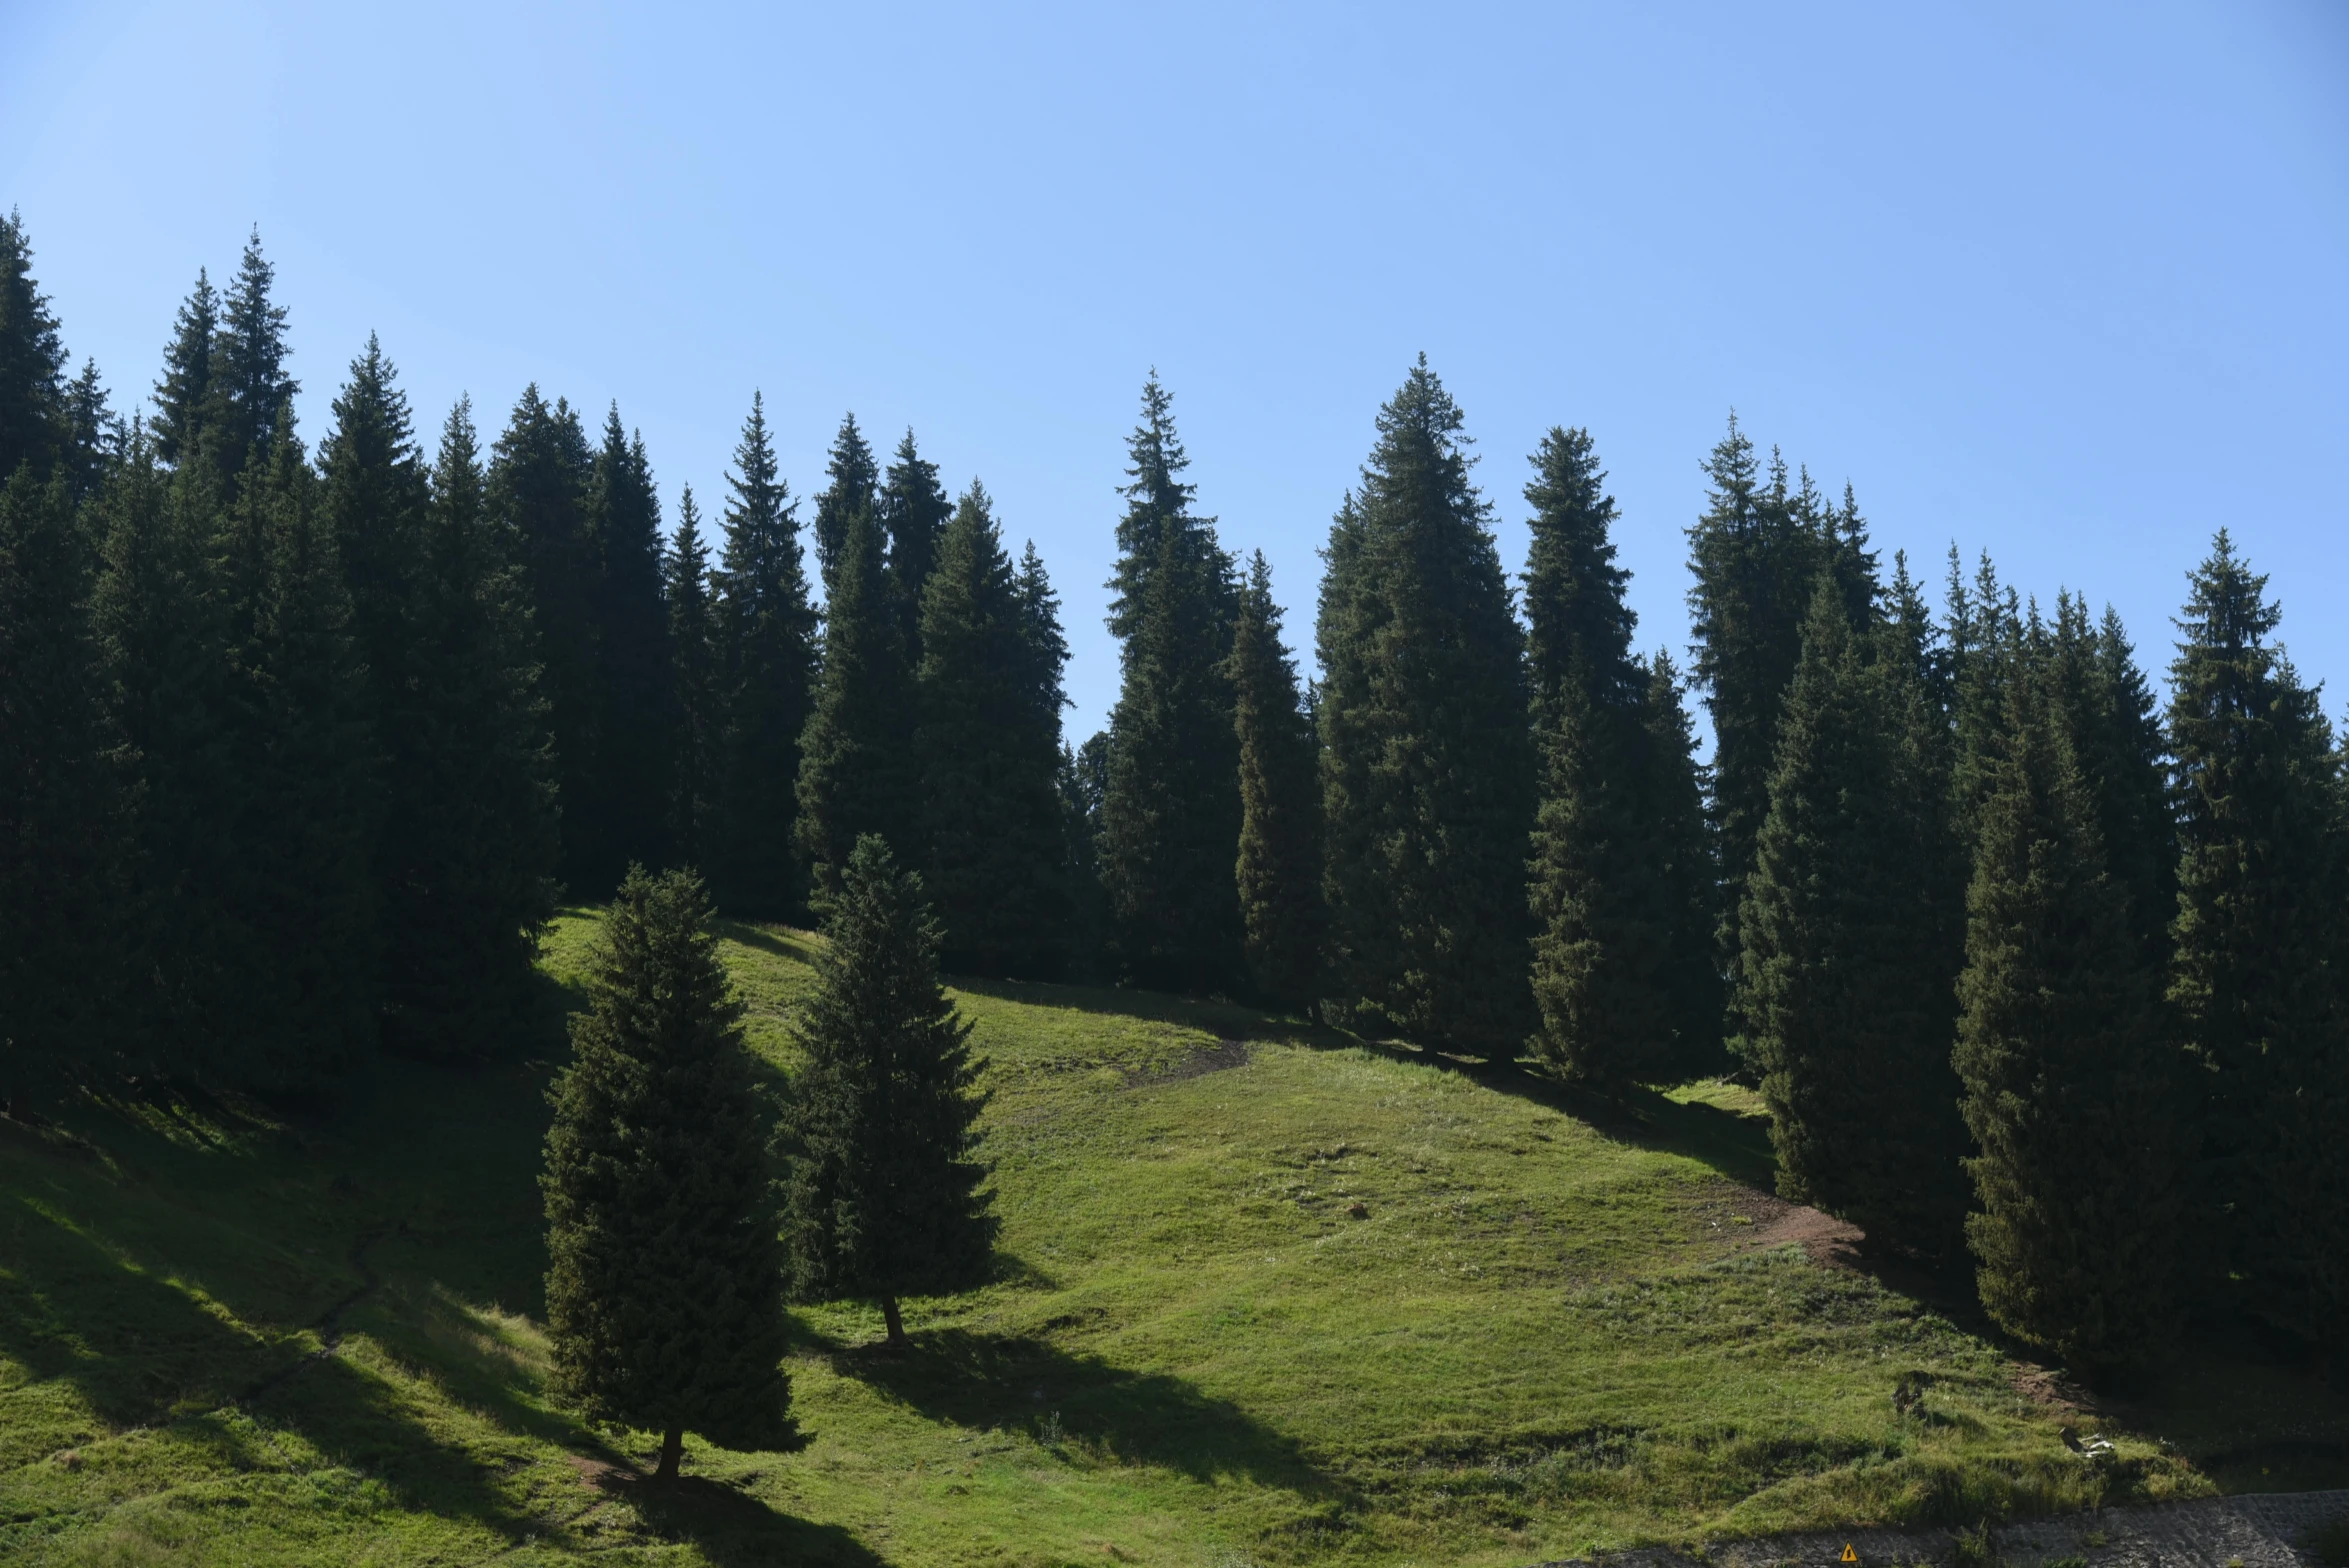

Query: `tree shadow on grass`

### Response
(589, 1470, 888, 1568)
(808, 1323, 1348, 1504)
(713, 918, 823, 967)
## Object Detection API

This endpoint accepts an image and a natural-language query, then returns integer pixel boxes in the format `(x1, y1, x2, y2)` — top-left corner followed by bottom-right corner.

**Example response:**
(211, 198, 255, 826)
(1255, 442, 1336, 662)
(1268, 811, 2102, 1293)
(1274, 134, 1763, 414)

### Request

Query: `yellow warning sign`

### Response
(1840, 1547, 1858, 1563)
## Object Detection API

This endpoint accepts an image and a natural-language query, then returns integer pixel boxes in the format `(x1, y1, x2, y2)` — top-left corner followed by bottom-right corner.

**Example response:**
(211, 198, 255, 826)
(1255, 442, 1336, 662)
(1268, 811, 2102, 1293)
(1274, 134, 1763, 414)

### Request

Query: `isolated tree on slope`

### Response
(543, 866, 792, 1480)
(785, 836, 997, 1350)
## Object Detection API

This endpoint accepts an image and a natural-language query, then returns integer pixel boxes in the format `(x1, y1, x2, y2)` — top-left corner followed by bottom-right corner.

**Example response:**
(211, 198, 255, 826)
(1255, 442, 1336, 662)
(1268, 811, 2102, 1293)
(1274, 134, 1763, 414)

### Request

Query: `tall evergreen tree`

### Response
(1315, 357, 1534, 1053)
(61, 358, 121, 504)
(878, 428, 952, 662)
(711, 392, 817, 916)
(206, 230, 300, 480)
(1683, 417, 1824, 1037)
(588, 406, 673, 890)
(1098, 375, 1243, 991)
(1522, 426, 1678, 1085)
(1059, 733, 1112, 982)
(1739, 577, 1970, 1256)
(914, 483, 1068, 975)
(2166, 532, 2349, 1343)
(150, 269, 218, 467)
(1227, 552, 1322, 1006)
(543, 867, 792, 1478)
(665, 484, 721, 872)
(387, 399, 559, 1057)
(784, 836, 997, 1350)
(796, 505, 917, 903)
(0, 469, 124, 1111)
(0, 210, 68, 484)
(490, 386, 601, 888)
(1956, 632, 2177, 1373)
(1641, 651, 1726, 1079)
(812, 411, 879, 590)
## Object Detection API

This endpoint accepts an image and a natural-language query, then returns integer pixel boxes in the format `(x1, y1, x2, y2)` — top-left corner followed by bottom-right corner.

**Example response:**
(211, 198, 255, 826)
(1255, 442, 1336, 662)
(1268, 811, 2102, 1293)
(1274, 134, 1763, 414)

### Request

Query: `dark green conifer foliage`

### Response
(796, 505, 916, 904)
(665, 485, 721, 871)
(1956, 633, 2178, 1373)
(2045, 596, 2175, 971)
(0, 469, 124, 1111)
(1099, 375, 1242, 990)
(490, 386, 601, 888)
(587, 406, 673, 890)
(61, 358, 120, 503)
(1946, 551, 2023, 844)
(784, 836, 997, 1349)
(0, 210, 68, 483)
(1228, 552, 1322, 1005)
(150, 269, 218, 467)
(878, 429, 951, 661)
(1059, 733, 1111, 981)
(913, 484, 1068, 975)
(387, 400, 559, 1057)
(712, 393, 817, 916)
(1739, 578, 1970, 1256)
(812, 412, 879, 590)
(1641, 652, 1726, 1079)
(543, 866, 792, 1478)
(2166, 532, 2349, 1343)
(1522, 427, 1676, 1084)
(1314, 357, 1534, 1053)
(218, 434, 380, 1089)
(205, 231, 299, 480)
(1683, 417, 1824, 1021)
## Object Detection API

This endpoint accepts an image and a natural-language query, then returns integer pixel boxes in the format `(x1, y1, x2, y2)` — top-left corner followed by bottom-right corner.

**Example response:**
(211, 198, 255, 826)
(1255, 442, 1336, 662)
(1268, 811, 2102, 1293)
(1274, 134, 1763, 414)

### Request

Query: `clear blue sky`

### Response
(6, 1, 2346, 740)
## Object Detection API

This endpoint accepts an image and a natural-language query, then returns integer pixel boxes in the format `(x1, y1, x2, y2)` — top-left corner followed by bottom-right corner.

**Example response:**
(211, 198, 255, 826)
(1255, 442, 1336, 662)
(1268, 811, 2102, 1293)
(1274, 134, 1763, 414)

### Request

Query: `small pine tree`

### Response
(490, 386, 602, 889)
(543, 867, 792, 1478)
(588, 406, 674, 890)
(665, 485, 721, 870)
(712, 393, 817, 917)
(0, 210, 69, 485)
(1098, 375, 1244, 992)
(2167, 531, 2349, 1343)
(878, 429, 952, 662)
(812, 412, 880, 590)
(1228, 552, 1322, 1005)
(1956, 637, 2177, 1374)
(784, 836, 997, 1349)
(796, 505, 916, 903)
(913, 484, 1068, 975)
(1315, 357, 1534, 1053)
(150, 268, 217, 467)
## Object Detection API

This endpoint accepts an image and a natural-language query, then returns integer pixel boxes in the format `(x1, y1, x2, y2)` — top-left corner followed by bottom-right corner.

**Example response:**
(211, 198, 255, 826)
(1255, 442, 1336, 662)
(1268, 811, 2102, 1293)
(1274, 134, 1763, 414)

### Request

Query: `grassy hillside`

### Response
(2, 912, 2343, 1566)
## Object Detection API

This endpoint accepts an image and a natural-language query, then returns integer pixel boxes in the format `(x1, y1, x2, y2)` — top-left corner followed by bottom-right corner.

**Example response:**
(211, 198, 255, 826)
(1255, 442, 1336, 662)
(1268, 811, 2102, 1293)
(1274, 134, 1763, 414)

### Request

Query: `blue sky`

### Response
(6, 1, 2346, 739)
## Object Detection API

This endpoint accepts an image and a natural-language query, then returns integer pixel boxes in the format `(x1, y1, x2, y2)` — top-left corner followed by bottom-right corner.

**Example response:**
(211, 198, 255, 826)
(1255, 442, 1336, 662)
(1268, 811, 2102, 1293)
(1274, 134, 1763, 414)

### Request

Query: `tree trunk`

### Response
(880, 1295, 906, 1351)
(656, 1425, 683, 1480)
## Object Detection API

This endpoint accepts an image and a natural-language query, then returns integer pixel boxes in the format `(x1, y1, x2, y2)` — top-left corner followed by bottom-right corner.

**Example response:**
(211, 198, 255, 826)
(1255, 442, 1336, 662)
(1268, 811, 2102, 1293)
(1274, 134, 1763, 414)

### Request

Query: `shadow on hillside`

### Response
(812, 1324, 1346, 1502)
(714, 919, 822, 966)
(943, 975, 1307, 1042)
(593, 1471, 889, 1568)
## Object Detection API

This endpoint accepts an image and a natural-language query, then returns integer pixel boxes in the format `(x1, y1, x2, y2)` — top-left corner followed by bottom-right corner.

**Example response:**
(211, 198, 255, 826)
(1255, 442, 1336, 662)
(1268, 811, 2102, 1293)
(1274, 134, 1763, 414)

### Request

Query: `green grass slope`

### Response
(2, 912, 2343, 1566)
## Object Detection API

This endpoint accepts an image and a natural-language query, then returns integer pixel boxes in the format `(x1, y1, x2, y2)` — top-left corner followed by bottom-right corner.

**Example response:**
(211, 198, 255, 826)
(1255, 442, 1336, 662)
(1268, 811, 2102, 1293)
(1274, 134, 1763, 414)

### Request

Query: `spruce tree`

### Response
(2166, 532, 2349, 1343)
(784, 836, 997, 1350)
(1683, 417, 1825, 1031)
(387, 400, 559, 1057)
(206, 230, 299, 480)
(1642, 651, 1726, 1080)
(0, 210, 68, 484)
(913, 484, 1068, 975)
(1228, 552, 1322, 1006)
(711, 393, 817, 916)
(543, 866, 792, 1478)
(1956, 637, 2177, 1373)
(665, 485, 721, 871)
(150, 268, 217, 467)
(1314, 357, 1534, 1054)
(0, 469, 124, 1111)
(1060, 733, 1112, 982)
(1739, 577, 1970, 1256)
(1522, 426, 1675, 1084)
(796, 505, 916, 903)
(491, 386, 601, 888)
(812, 411, 879, 590)
(1097, 375, 1243, 991)
(879, 428, 952, 662)
(61, 358, 121, 504)
(588, 406, 674, 890)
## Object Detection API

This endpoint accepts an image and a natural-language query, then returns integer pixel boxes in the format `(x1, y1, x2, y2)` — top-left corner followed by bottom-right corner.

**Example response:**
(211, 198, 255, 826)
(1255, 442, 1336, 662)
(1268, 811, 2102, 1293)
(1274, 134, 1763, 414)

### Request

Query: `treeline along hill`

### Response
(1, 213, 2345, 1401)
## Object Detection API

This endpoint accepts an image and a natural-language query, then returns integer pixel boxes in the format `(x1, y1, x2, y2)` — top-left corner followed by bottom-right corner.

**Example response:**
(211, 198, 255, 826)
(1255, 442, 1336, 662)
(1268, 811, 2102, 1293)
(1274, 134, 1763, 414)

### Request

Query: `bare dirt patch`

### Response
(1693, 1182, 1865, 1268)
